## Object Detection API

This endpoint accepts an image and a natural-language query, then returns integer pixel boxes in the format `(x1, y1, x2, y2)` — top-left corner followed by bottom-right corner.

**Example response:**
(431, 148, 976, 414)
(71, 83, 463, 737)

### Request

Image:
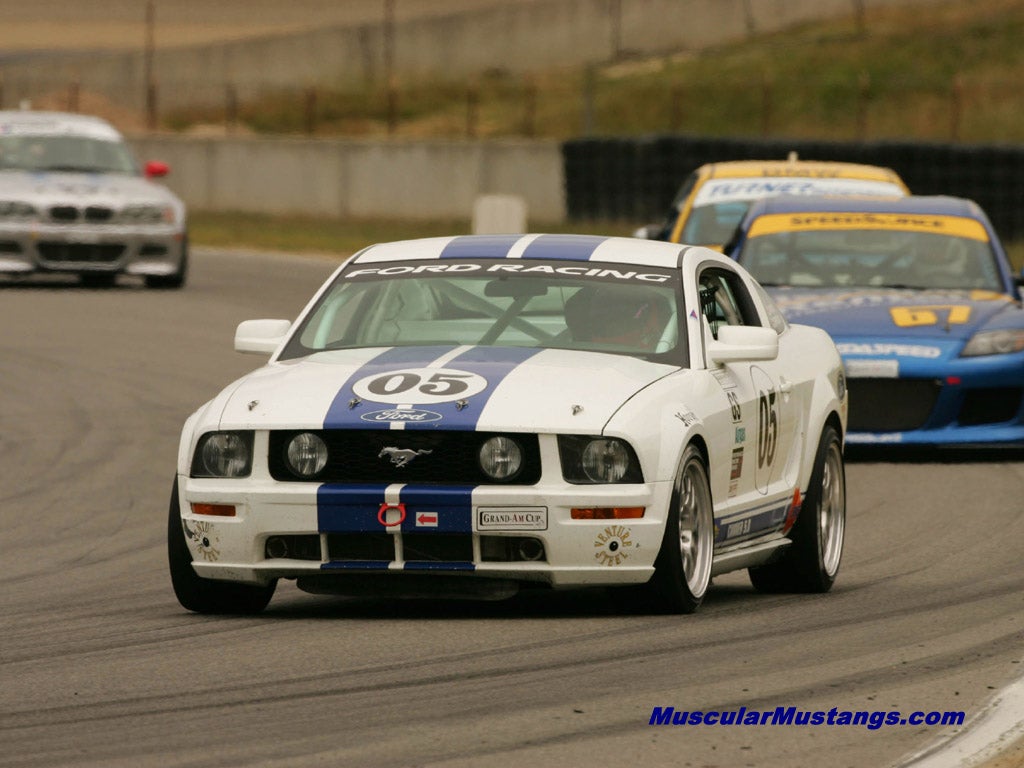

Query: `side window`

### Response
(698, 268, 760, 339)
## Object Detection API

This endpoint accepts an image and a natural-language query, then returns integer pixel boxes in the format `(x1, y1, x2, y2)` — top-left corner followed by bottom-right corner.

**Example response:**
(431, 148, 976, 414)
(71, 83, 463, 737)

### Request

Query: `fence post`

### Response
(582, 65, 596, 137)
(466, 82, 479, 138)
(67, 81, 79, 113)
(386, 78, 398, 135)
(760, 73, 772, 137)
(670, 83, 683, 132)
(304, 87, 318, 135)
(949, 74, 963, 142)
(856, 71, 870, 140)
(225, 84, 238, 133)
(146, 81, 158, 131)
(521, 76, 537, 137)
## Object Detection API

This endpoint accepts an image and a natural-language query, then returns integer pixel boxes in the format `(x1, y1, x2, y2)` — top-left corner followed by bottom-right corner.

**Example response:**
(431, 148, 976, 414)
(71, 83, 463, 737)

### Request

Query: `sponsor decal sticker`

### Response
(183, 520, 220, 562)
(748, 212, 989, 241)
(837, 342, 940, 359)
(844, 359, 899, 378)
(343, 259, 673, 284)
(361, 408, 443, 423)
(594, 524, 634, 566)
(478, 507, 548, 531)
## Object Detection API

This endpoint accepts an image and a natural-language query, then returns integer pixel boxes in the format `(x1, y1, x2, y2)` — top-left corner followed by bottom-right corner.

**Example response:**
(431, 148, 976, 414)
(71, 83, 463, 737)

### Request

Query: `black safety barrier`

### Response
(562, 135, 1024, 242)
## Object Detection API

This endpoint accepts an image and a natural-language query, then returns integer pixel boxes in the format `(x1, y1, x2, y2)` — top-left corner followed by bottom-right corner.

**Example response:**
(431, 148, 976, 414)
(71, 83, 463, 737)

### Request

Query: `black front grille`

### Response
(959, 387, 1023, 426)
(84, 206, 113, 222)
(49, 205, 78, 222)
(268, 430, 541, 485)
(847, 378, 940, 431)
(37, 242, 125, 263)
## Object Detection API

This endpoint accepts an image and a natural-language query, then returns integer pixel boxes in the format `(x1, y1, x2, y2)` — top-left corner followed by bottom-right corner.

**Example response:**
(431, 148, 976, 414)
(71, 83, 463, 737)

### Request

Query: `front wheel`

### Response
(645, 445, 715, 613)
(749, 423, 846, 593)
(167, 477, 276, 614)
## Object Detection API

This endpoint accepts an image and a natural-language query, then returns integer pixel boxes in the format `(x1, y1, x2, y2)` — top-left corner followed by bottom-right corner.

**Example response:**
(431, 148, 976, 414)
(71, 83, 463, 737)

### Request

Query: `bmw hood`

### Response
(768, 287, 1020, 342)
(0, 169, 183, 212)
(213, 346, 677, 434)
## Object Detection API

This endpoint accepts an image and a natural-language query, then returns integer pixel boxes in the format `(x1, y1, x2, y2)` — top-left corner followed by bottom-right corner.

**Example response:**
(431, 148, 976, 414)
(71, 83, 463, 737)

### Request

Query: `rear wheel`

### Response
(167, 477, 275, 614)
(749, 423, 845, 593)
(646, 445, 714, 613)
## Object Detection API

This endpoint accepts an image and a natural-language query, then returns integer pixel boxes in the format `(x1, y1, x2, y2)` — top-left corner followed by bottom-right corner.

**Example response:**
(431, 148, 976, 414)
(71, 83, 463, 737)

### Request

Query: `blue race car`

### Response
(726, 194, 1024, 447)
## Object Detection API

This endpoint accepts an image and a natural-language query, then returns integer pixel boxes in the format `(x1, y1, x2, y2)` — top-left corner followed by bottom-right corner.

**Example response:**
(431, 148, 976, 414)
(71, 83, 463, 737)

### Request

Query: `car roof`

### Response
(0, 110, 122, 141)
(700, 158, 906, 185)
(350, 234, 692, 269)
(744, 193, 985, 219)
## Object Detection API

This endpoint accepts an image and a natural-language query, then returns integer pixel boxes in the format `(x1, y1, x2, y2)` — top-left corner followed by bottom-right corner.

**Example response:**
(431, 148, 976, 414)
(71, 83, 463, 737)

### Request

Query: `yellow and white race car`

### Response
(637, 155, 909, 250)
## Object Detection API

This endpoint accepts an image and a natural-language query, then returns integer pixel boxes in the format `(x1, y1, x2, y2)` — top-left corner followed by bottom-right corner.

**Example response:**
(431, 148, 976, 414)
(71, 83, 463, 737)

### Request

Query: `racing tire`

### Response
(167, 477, 276, 614)
(145, 236, 188, 290)
(749, 423, 845, 594)
(645, 445, 715, 613)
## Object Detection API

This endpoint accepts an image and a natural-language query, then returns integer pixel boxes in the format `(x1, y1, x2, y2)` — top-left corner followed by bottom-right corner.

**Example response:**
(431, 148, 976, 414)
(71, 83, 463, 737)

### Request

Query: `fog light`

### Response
(286, 432, 328, 477)
(479, 436, 523, 481)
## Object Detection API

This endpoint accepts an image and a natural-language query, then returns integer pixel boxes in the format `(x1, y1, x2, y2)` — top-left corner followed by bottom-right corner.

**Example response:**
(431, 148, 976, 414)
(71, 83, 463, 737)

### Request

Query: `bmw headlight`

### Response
(557, 435, 643, 484)
(191, 431, 254, 478)
(285, 432, 329, 478)
(121, 204, 174, 224)
(479, 436, 523, 481)
(961, 329, 1024, 357)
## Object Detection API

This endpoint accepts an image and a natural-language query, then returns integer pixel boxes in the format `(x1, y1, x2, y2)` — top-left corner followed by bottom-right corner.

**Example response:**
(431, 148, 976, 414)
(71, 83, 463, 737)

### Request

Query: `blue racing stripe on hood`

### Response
(406, 346, 541, 430)
(520, 234, 609, 261)
(440, 235, 521, 259)
(325, 345, 541, 430)
(323, 345, 458, 429)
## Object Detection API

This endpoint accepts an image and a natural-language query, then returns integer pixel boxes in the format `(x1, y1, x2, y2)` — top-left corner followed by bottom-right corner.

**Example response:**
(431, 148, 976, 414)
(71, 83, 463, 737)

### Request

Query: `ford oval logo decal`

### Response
(360, 408, 443, 424)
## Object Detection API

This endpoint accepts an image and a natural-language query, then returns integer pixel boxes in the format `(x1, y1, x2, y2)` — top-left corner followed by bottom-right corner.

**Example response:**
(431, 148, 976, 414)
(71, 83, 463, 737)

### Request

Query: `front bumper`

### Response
(843, 348, 1024, 446)
(177, 473, 674, 592)
(0, 221, 186, 277)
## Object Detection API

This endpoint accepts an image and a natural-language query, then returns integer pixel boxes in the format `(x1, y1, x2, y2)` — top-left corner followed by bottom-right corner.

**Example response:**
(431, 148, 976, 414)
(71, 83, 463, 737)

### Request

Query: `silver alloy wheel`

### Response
(678, 459, 714, 598)
(818, 438, 846, 577)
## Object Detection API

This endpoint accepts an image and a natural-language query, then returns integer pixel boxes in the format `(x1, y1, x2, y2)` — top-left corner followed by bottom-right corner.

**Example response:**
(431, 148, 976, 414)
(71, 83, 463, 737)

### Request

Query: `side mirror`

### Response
(144, 160, 170, 178)
(707, 325, 779, 365)
(235, 319, 292, 355)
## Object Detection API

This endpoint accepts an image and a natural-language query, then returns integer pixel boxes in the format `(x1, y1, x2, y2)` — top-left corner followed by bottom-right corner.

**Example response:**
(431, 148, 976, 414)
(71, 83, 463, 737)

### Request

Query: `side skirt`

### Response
(711, 535, 791, 577)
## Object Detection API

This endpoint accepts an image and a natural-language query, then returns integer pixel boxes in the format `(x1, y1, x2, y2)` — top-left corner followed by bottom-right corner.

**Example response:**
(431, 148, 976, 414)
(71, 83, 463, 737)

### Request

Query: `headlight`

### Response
(0, 201, 37, 219)
(191, 431, 253, 478)
(557, 435, 643, 484)
(478, 436, 523, 481)
(960, 329, 1024, 357)
(121, 204, 173, 224)
(582, 439, 631, 482)
(285, 432, 328, 478)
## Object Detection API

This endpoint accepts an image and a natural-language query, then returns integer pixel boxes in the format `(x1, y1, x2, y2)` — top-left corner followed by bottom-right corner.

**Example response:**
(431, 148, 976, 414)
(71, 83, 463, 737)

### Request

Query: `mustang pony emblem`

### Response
(379, 447, 433, 467)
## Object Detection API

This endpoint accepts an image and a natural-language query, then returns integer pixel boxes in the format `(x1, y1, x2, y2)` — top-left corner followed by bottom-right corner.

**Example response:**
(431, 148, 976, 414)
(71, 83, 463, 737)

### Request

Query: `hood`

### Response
(214, 346, 677, 435)
(767, 287, 1019, 341)
(0, 169, 182, 210)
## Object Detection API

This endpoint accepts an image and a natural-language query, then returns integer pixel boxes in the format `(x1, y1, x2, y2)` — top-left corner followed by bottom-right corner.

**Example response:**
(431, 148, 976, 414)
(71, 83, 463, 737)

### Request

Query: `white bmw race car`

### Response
(169, 234, 848, 614)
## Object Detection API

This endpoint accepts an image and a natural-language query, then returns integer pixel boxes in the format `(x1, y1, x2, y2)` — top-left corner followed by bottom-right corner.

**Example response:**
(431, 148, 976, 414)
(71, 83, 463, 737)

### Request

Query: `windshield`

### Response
(279, 258, 684, 363)
(737, 217, 1003, 291)
(682, 176, 907, 246)
(0, 134, 138, 174)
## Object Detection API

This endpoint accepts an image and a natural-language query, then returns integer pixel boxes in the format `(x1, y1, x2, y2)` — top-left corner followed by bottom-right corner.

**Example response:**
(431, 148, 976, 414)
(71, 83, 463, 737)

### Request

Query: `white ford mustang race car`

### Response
(169, 234, 848, 614)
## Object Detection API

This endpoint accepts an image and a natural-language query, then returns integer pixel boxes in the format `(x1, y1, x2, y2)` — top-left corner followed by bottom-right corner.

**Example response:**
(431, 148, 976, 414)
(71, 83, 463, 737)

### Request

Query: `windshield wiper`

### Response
(39, 165, 110, 174)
